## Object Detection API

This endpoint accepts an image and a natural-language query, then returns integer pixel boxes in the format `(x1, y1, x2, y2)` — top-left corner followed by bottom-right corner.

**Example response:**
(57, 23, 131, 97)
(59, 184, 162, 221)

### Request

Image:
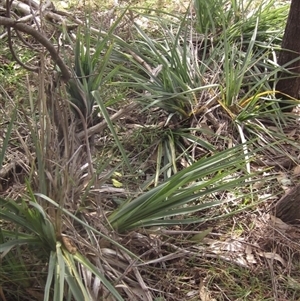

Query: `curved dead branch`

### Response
(0, 16, 71, 81)
(5, 0, 39, 72)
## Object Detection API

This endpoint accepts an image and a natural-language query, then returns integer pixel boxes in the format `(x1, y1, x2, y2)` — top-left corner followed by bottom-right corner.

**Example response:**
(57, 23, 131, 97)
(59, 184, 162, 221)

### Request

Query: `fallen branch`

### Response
(0, 16, 71, 81)
(77, 103, 139, 139)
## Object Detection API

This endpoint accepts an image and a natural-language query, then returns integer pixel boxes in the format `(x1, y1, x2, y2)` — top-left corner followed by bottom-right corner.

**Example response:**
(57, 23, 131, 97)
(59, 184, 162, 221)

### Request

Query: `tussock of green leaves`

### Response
(65, 10, 127, 124)
(109, 143, 260, 232)
(0, 196, 125, 301)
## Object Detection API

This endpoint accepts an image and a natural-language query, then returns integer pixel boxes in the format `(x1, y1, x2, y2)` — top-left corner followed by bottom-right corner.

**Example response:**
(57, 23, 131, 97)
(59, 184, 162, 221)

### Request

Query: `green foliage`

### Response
(112, 13, 217, 118)
(194, 0, 236, 34)
(109, 0, 294, 170)
(218, 0, 288, 111)
(66, 11, 126, 124)
(110, 11, 221, 175)
(0, 198, 56, 252)
(67, 33, 114, 122)
(0, 198, 56, 297)
(109, 143, 259, 232)
(0, 196, 124, 301)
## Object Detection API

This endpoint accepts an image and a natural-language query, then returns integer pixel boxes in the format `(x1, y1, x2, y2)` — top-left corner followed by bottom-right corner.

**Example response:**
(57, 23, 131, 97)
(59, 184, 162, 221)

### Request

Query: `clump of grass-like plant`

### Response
(109, 142, 262, 232)
(66, 25, 115, 126)
(0, 13, 130, 301)
(110, 10, 219, 177)
(65, 11, 134, 171)
(0, 195, 125, 301)
(111, 0, 298, 176)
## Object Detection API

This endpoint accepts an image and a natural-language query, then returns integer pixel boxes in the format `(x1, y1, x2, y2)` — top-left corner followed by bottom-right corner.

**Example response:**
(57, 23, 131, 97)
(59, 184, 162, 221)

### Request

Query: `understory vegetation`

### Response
(1, 0, 300, 300)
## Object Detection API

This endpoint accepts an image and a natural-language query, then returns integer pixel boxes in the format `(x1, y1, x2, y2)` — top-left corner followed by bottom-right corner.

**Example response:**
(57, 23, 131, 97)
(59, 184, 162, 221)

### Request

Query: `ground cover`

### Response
(1, 0, 300, 300)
